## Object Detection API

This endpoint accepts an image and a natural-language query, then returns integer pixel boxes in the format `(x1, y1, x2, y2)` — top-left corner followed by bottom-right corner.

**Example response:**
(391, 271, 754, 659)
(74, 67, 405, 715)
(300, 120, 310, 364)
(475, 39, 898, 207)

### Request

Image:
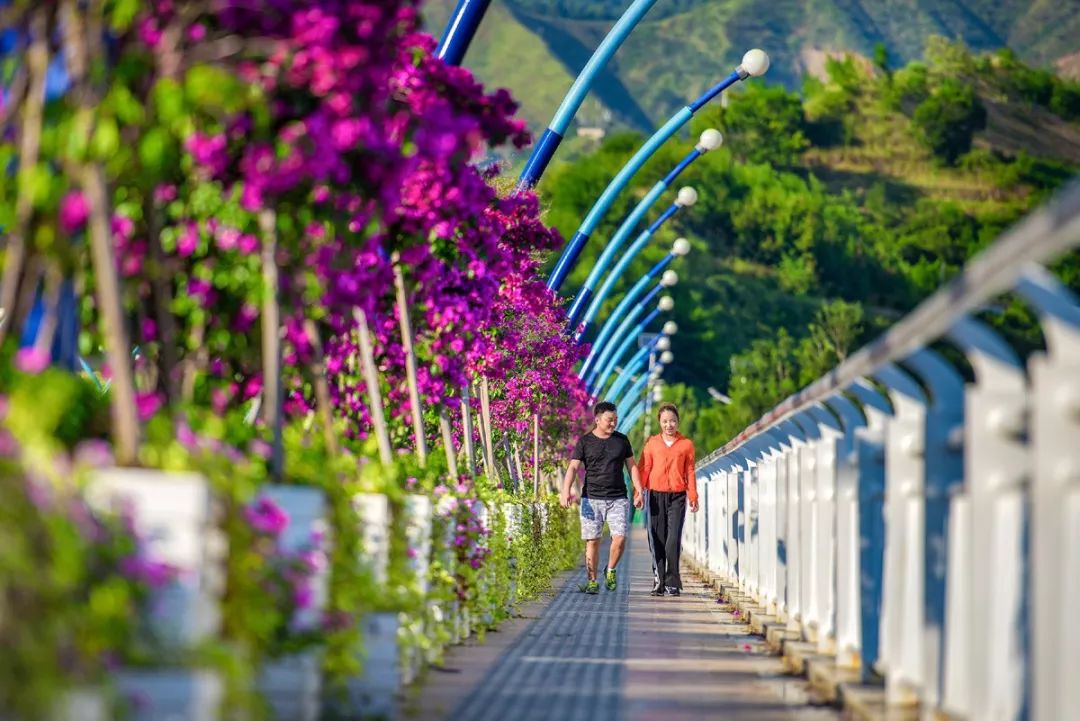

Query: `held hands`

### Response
(633, 490, 644, 509)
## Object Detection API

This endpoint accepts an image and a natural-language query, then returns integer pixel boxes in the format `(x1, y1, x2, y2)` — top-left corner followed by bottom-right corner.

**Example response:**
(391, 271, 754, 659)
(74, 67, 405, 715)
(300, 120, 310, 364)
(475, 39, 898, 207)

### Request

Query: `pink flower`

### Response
(14, 347, 50, 374)
(153, 184, 177, 203)
(135, 392, 163, 421)
(121, 555, 176, 589)
(58, 191, 90, 234)
(245, 496, 289, 536)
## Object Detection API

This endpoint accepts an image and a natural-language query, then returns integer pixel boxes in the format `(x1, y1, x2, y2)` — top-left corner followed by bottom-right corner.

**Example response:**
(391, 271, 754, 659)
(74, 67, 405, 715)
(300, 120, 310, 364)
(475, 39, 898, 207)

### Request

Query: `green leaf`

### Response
(138, 127, 177, 179)
(108, 0, 141, 31)
(90, 117, 121, 160)
(152, 78, 185, 125)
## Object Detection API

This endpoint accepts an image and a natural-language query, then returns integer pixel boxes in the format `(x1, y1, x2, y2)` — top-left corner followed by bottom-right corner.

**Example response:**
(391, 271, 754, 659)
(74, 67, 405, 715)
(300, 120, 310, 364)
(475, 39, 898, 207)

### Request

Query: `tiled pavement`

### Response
(412, 526, 838, 721)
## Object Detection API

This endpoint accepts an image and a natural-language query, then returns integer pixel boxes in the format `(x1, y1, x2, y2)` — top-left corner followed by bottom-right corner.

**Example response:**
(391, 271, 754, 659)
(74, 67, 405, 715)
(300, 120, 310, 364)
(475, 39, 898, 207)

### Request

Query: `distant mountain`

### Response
(424, 0, 1080, 134)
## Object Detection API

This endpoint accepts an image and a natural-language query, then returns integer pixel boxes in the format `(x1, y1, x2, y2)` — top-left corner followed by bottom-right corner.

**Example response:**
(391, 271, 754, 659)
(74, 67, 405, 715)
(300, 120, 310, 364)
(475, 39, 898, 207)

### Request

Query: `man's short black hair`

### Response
(593, 401, 617, 417)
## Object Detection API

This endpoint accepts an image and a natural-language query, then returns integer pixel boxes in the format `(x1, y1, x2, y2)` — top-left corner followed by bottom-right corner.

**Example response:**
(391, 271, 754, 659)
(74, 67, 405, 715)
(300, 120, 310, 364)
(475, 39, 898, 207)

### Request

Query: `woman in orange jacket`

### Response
(639, 402, 698, 596)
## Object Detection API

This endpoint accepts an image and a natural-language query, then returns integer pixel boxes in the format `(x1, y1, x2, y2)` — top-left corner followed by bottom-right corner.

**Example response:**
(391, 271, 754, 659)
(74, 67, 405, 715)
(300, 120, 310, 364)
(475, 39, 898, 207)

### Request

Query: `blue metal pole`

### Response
(435, 0, 494, 66)
(546, 60, 761, 292)
(517, 0, 662, 190)
(565, 137, 711, 326)
(576, 249, 673, 344)
(579, 290, 659, 382)
(590, 316, 661, 395)
(616, 372, 651, 418)
(604, 340, 655, 401)
(580, 282, 661, 377)
(619, 399, 647, 433)
(573, 204, 689, 332)
(566, 200, 681, 330)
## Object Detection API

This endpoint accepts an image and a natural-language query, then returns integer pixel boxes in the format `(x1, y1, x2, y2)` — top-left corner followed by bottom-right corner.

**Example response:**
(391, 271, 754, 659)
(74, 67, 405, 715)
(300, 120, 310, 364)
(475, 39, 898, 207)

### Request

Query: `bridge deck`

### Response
(409, 527, 837, 721)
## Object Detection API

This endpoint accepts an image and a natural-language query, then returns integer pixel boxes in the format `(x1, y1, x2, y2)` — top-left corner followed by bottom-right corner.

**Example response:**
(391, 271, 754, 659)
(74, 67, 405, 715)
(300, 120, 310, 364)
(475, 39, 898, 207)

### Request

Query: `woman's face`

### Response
(659, 410, 679, 436)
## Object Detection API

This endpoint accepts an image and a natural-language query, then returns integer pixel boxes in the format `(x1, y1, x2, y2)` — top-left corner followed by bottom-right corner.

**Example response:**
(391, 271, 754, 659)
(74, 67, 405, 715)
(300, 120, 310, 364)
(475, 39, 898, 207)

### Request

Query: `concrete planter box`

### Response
(332, 612, 399, 720)
(86, 468, 225, 649)
(258, 485, 330, 632)
(114, 669, 223, 721)
(352, 493, 390, 584)
(258, 651, 322, 721)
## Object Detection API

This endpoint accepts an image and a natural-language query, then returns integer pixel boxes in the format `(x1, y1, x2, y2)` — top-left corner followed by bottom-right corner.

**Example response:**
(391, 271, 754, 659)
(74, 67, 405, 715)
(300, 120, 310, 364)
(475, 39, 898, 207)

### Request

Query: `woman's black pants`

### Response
(647, 490, 686, 590)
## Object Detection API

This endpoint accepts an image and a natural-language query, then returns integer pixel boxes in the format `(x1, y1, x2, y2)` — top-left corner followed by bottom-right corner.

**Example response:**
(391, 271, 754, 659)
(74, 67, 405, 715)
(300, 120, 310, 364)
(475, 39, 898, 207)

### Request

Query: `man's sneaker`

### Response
(585, 580, 600, 594)
(605, 569, 617, 591)
(667, 586, 681, 597)
(650, 586, 665, 596)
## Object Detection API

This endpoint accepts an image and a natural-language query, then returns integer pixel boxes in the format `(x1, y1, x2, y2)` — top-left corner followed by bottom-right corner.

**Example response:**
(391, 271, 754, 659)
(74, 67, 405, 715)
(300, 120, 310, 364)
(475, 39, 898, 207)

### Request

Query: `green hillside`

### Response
(423, 0, 1080, 134)
(531, 42, 1080, 450)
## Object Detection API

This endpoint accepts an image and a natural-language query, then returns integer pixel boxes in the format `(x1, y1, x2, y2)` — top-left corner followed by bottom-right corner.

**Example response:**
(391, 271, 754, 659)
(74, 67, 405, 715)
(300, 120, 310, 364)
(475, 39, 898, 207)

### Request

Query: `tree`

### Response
(716, 84, 809, 167)
(912, 78, 987, 164)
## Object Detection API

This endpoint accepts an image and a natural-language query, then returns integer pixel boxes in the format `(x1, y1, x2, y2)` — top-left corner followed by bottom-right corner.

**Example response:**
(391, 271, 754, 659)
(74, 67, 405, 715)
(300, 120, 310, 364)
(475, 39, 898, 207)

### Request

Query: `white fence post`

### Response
(873, 363, 928, 704)
(901, 349, 965, 712)
(942, 317, 1028, 720)
(1017, 268, 1080, 721)
(822, 393, 865, 667)
(846, 379, 891, 680)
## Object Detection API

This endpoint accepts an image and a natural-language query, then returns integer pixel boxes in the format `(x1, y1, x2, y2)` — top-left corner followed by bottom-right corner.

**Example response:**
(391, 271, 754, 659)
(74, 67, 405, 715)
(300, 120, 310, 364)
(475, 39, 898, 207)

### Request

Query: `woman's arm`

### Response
(686, 442, 699, 512)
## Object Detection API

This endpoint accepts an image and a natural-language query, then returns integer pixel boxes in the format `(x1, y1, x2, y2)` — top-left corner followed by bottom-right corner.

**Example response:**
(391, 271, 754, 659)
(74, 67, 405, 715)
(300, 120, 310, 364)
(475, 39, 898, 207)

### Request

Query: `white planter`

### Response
(335, 612, 399, 720)
(260, 485, 330, 631)
(47, 687, 108, 721)
(114, 669, 222, 721)
(404, 494, 432, 595)
(352, 494, 390, 584)
(86, 469, 224, 648)
(258, 650, 322, 721)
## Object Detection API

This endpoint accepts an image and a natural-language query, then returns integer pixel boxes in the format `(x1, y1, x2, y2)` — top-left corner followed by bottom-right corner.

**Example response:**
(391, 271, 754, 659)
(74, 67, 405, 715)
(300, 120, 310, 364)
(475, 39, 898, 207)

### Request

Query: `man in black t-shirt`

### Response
(560, 401, 644, 594)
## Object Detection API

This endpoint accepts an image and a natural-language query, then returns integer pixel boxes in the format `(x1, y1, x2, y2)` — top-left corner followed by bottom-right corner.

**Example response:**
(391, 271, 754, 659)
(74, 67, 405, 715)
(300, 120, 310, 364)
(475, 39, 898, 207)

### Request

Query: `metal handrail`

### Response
(700, 178, 1080, 466)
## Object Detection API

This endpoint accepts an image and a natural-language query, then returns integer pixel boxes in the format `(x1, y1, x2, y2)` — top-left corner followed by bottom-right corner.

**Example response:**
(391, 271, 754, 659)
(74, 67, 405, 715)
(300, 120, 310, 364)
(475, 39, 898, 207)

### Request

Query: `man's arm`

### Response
(625, 457, 644, 508)
(560, 459, 582, 508)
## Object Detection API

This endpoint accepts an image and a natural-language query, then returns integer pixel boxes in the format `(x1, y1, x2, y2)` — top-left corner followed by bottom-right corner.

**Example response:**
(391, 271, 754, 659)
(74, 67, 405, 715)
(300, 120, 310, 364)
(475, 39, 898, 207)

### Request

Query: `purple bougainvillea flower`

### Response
(58, 191, 90, 234)
(245, 496, 290, 536)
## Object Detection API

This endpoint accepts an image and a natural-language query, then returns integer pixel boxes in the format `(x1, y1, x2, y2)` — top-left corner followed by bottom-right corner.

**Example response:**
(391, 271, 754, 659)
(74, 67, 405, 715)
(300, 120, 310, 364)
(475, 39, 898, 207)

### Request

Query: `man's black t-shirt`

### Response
(571, 431, 634, 499)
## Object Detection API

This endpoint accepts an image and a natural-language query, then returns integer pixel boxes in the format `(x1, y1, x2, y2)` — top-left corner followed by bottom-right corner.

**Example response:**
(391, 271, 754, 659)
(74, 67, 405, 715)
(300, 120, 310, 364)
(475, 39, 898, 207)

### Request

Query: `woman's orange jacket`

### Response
(639, 433, 697, 503)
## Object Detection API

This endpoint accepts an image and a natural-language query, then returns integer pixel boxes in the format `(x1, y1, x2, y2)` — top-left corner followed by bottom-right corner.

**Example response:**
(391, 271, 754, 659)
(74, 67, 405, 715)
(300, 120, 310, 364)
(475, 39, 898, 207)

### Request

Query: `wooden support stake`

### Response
(479, 377, 496, 481)
(353, 308, 393, 465)
(258, 209, 284, 481)
(391, 253, 427, 466)
(438, 408, 458, 479)
(461, 384, 477, 478)
(533, 413, 540, 498)
(303, 319, 338, 457)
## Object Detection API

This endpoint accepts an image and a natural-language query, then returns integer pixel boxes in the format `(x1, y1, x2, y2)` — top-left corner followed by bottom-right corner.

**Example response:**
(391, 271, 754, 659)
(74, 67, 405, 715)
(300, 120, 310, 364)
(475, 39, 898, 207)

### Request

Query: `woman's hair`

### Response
(657, 402, 679, 421)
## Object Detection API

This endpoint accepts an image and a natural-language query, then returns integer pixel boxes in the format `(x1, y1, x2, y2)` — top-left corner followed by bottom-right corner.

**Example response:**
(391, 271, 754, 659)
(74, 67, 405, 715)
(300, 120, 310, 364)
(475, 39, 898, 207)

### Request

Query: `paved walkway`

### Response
(408, 526, 838, 721)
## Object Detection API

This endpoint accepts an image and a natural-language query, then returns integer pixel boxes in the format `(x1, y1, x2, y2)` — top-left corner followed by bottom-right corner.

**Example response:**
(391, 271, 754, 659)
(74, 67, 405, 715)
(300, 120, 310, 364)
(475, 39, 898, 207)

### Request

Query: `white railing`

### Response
(684, 179, 1080, 721)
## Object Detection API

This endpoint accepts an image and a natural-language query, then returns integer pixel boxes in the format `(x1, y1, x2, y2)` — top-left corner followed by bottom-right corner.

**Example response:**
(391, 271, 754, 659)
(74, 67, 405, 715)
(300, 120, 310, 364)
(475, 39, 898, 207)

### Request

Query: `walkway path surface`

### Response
(407, 526, 839, 721)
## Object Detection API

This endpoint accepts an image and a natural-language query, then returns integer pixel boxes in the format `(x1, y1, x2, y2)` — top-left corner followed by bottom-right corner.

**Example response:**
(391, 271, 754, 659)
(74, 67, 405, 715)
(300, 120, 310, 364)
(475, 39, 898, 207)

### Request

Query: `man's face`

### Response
(596, 411, 617, 434)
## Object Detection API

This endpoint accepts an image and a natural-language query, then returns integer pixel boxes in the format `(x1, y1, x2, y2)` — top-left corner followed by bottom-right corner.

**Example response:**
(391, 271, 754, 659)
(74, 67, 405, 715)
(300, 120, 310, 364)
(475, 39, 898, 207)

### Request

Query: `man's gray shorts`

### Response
(580, 497, 630, 540)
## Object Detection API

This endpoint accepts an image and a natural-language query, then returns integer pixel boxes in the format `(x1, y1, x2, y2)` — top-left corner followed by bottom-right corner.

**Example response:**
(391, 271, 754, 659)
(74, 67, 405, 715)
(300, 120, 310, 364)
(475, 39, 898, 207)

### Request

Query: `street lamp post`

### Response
(574, 235, 687, 345)
(608, 341, 669, 405)
(591, 319, 673, 399)
(586, 302, 675, 398)
(435, 0, 494, 66)
(595, 323, 673, 401)
(558, 126, 720, 313)
(576, 231, 692, 336)
(579, 278, 673, 382)
(546, 49, 769, 292)
(616, 349, 671, 418)
(565, 189, 696, 330)
(516, 0, 665, 190)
